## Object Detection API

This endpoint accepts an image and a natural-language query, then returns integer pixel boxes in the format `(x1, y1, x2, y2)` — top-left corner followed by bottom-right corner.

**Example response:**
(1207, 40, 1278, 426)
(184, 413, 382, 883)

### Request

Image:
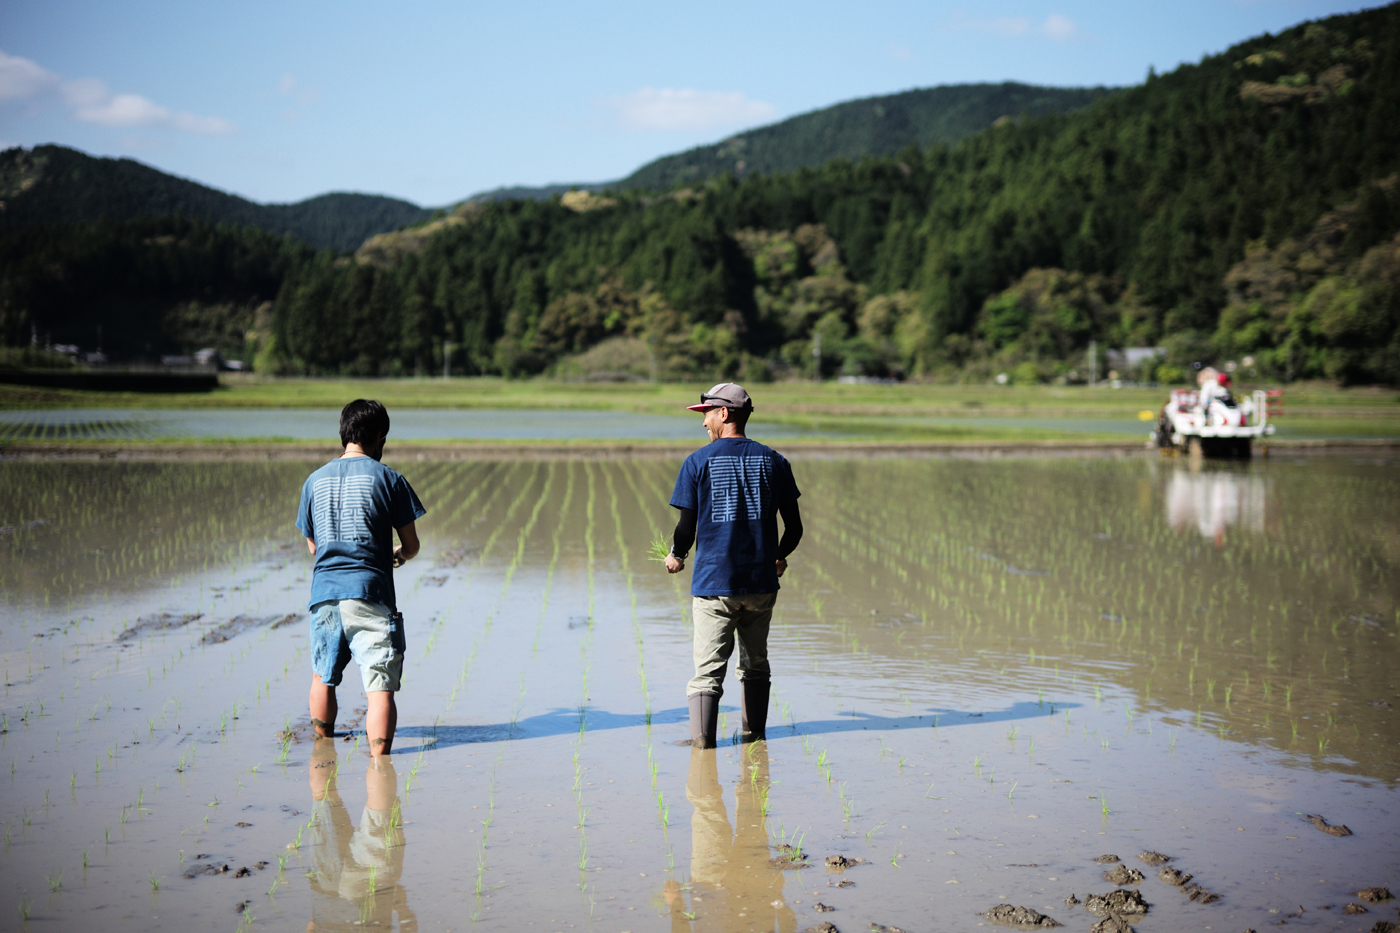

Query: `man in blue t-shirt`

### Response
(295, 400, 426, 757)
(665, 383, 803, 748)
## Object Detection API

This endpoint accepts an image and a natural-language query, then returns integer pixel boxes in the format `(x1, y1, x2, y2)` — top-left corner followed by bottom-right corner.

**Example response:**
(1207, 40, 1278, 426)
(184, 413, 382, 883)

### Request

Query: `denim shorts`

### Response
(310, 599, 405, 692)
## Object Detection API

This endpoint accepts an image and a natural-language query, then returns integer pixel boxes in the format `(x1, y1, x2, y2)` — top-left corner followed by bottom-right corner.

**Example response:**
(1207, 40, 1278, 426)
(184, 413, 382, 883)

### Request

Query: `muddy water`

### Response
(1, 453, 1397, 932)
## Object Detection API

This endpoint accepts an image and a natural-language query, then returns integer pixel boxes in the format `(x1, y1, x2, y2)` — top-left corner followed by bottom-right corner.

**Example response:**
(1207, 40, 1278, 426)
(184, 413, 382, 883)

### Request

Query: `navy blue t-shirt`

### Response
(670, 436, 800, 597)
(295, 457, 427, 611)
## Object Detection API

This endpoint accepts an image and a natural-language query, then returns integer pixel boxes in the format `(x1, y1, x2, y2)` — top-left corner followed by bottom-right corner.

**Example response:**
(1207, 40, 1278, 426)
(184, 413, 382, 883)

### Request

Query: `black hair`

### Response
(723, 406, 751, 429)
(340, 399, 390, 448)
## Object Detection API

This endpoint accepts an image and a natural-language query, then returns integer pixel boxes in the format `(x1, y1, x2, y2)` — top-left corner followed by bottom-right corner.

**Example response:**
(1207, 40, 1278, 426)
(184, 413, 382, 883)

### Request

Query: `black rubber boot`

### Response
(740, 679, 770, 743)
(688, 692, 720, 749)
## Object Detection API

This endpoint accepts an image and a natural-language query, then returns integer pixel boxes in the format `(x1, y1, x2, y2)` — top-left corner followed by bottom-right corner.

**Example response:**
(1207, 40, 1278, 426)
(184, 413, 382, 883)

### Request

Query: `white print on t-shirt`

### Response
(311, 475, 377, 542)
(708, 456, 771, 522)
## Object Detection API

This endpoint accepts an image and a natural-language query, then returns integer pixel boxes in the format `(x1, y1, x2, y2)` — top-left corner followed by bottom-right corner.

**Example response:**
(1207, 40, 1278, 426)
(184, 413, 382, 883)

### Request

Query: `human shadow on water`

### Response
(393, 700, 1075, 752)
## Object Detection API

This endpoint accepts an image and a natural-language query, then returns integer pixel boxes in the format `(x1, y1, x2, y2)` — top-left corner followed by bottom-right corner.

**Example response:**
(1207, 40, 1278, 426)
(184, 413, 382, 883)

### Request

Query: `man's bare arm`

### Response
(305, 537, 316, 556)
(394, 522, 420, 567)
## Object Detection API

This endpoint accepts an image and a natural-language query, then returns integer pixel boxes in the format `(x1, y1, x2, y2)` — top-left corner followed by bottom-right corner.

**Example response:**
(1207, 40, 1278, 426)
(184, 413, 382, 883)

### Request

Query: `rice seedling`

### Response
(148, 872, 160, 891)
(46, 870, 62, 892)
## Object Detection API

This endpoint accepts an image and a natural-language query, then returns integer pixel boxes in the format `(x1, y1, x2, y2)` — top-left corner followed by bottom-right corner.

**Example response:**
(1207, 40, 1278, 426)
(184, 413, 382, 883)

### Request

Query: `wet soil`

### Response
(1136, 851, 1172, 866)
(201, 613, 298, 644)
(116, 611, 202, 641)
(1360, 887, 1395, 903)
(1306, 814, 1353, 836)
(1085, 889, 1149, 917)
(1102, 865, 1144, 885)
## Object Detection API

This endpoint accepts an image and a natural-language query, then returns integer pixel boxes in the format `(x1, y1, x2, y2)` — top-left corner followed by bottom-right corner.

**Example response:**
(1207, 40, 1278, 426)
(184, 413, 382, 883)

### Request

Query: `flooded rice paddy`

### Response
(1, 452, 1397, 932)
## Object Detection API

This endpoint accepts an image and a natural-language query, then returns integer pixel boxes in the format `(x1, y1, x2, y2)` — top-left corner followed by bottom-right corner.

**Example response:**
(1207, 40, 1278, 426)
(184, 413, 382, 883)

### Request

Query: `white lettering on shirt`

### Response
(708, 456, 771, 522)
(311, 475, 377, 542)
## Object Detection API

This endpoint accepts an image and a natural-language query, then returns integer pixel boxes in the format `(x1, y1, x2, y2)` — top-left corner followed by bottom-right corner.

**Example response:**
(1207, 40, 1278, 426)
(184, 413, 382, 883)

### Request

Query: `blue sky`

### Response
(0, 1, 1381, 206)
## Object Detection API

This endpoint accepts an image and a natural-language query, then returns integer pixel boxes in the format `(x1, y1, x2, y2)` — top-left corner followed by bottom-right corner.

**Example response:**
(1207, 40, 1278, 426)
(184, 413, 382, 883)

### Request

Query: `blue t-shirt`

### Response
(670, 436, 800, 597)
(295, 457, 427, 611)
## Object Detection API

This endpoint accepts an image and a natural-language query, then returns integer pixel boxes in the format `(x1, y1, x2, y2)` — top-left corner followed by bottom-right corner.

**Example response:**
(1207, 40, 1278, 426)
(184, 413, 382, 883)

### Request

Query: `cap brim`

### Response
(686, 402, 718, 411)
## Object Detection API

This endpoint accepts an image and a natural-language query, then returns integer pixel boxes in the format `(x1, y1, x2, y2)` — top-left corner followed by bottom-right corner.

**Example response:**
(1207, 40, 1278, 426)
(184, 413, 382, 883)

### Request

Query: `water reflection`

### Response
(1165, 466, 1270, 543)
(307, 740, 414, 932)
(667, 745, 796, 933)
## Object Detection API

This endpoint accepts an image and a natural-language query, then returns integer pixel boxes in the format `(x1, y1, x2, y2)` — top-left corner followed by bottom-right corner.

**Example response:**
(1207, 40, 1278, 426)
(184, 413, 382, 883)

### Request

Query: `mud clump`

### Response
(1305, 814, 1353, 836)
(869, 925, 907, 933)
(1367, 922, 1398, 933)
(1344, 903, 1369, 914)
(1158, 867, 1192, 887)
(1103, 865, 1145, 885)
(803, 923, 839, 933)
(1092, 854, 1121, 864)
(825, 855, 865, 871)
(769, 845, 809, 870)
(1136, 851, 1172, 866)
(1358, 887, 1394, 903)
(234, 866, 252, 878)
(1085, 889, 1149, 918)
(978, 904, 1062, 929)
(1181, 883, 1220, 904)
(814, 903, 835, 912)
(117, 612, 202, 642)
(1089, 916, 1135, 933)
(202, 613, 299, 645)
(182, 862, 231, 879)
(830, 880, 855, 888)
(235, 900, 250, 914)
(1063, 894, 1080, 907)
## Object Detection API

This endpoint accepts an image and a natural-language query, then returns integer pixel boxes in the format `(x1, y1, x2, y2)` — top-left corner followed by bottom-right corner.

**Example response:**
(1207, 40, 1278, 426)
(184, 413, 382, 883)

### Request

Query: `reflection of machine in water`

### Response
(666, 746, 796, 933)
(1165, 468, 1270, 544)
(307, 740, 416, 932)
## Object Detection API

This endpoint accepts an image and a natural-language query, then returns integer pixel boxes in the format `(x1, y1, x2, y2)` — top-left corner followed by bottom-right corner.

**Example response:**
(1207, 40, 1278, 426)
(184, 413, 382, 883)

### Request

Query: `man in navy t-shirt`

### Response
(665, 383, 803, 748)
(296, 400, 426, 757)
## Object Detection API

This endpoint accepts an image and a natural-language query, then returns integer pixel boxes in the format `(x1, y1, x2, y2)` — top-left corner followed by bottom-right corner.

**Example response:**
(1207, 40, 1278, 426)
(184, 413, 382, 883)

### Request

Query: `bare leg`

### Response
(366, 690, 397, 756)
(310, 673, 337, 738)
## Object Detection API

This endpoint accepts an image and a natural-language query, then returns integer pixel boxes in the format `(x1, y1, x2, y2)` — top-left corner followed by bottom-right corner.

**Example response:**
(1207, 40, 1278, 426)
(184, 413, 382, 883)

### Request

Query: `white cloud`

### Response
(0, 49, 236, 135)
(1041, 14, 1077, 40)
(603, 88, 776, 132)
(947, 12, 1080, 41)
(0, 50, 58, 100)
(277, 73, 298, 95)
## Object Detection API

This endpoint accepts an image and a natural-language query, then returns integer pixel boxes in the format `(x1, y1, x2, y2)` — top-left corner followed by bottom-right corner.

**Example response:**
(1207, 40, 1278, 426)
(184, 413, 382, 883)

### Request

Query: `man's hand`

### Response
(775, 558, 787, 577)
(392, 546, 410, 568)
(664, 554, 685, 574)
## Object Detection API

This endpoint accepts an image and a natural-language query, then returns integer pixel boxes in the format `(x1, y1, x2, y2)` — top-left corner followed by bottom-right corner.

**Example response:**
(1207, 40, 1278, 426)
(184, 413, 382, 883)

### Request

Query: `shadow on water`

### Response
(393, 700, 1077, 752)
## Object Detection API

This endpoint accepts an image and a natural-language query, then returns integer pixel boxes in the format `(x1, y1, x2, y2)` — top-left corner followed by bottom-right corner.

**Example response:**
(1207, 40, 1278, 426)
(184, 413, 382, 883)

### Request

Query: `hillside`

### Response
(617, 82, 1111, 191)
(0, 145, 432, 252)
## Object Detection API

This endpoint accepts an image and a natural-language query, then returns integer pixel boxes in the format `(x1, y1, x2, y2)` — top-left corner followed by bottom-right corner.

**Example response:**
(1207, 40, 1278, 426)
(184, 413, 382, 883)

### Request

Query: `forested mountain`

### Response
(0, 145, 431, 251)
(464, 82, 1111, 201)
(616, 82, 1111, 192)
(3, 5, 1398, 383)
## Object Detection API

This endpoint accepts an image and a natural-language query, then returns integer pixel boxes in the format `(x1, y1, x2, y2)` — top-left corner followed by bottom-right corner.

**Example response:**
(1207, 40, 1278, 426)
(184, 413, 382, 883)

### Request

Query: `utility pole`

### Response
(443, 341, 452, 380)
(812, 332, 822, 381)
(1088, 339, 1097, 387)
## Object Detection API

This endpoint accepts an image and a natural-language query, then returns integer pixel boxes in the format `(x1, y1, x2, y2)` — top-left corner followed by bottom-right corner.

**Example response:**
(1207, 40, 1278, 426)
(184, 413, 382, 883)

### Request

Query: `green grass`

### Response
(2, 376, 1396, 444)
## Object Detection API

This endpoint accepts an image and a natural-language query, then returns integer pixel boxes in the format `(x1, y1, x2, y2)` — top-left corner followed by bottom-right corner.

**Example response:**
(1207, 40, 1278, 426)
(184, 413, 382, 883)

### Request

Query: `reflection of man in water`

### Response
(307, 738, 416, 932)
(665, 745, 796, 933)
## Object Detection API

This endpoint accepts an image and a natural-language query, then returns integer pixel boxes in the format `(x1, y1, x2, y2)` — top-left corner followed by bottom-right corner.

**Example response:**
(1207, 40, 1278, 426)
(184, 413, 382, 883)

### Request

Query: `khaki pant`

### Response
(687, 593, 777, 696)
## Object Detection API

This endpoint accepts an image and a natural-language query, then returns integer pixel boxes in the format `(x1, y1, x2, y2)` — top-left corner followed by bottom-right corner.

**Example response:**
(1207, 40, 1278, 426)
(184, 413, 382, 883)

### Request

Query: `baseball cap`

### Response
(686, 382, 753, 412)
